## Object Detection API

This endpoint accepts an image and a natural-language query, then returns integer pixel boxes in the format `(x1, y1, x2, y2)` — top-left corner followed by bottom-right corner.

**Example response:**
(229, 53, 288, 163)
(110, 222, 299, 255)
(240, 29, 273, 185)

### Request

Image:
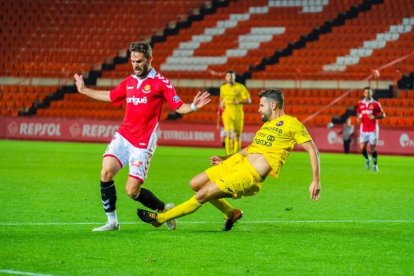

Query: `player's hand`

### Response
(74, 74, 85, 93)
(309, 180, 321, 201)
(210, 155, 223, 166)
(193, 91, 211, 110)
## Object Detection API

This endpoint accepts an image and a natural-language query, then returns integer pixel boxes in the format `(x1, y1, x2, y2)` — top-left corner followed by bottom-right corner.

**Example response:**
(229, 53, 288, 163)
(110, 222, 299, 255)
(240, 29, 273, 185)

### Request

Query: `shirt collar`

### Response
(131, 68, 156, 81)
(362, 98, 374, 104)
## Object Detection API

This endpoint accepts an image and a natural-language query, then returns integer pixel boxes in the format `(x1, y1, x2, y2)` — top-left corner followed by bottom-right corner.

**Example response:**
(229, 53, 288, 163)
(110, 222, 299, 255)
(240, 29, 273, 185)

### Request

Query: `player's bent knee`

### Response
(125, 178, 142, 198)
(189, 173, 209, 191)
(189, 178, 200, 191)
(125, 186, 139, 198)
(195, 191, 209, 204)
(100, 169, 115, 182)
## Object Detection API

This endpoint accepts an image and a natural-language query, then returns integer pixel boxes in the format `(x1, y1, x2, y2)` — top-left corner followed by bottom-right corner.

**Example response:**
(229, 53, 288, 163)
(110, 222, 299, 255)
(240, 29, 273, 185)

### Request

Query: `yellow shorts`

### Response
(205, 153, 262, 199)
(222, 110, 244, 133)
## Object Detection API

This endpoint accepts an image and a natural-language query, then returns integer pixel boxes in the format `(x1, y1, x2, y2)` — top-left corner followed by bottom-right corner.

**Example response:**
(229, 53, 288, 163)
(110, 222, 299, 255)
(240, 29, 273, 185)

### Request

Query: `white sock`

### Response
(106, 211, 118, 225)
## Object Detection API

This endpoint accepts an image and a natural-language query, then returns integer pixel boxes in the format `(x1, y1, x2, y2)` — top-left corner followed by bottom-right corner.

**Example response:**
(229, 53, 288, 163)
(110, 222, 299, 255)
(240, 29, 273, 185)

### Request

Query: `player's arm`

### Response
(234, 97, 252, 105)
(176, 91, 211, 114)
(374, 105, 386, 119)
(210, 147, 247, 165)
(234, 86, 252, 105)
(300, 140, 321, 201)
(236, 92, 252, 104)
(219, 98, 225, 109)
(74, 74, 111, 101)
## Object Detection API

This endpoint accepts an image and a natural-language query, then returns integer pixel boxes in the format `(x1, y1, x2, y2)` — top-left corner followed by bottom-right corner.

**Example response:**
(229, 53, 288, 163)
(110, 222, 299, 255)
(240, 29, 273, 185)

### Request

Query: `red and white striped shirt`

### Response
(356, 98, 384, 132)
(110, 68, 183, 148)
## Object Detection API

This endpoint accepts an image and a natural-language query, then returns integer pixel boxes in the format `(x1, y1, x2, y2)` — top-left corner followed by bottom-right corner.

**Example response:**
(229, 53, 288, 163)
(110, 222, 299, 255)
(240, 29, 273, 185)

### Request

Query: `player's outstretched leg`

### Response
(134, 188, 176, 230)
(138, 196, 202, 229)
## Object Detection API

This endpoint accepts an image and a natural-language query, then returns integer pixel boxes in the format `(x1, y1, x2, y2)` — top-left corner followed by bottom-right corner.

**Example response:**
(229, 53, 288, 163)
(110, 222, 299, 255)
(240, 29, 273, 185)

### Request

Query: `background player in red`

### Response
(356, 87, 386, 172)
(74, 41, 211, 231)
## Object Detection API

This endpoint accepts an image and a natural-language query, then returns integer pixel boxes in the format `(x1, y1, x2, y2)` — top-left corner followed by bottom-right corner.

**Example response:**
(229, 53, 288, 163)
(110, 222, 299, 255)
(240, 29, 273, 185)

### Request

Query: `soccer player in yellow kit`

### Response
(220, 70, 251, 154)
(138, 89, 321, 231)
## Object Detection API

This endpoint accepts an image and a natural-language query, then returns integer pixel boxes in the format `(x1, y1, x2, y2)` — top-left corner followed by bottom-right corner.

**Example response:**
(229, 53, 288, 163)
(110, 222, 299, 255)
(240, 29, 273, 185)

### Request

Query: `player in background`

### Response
(138, 89, 321, 231)
(74, 41, 211, 231)
(338, 117, 355, 154)
(356, 87, 386, 172)
(219, 70, 251, 154)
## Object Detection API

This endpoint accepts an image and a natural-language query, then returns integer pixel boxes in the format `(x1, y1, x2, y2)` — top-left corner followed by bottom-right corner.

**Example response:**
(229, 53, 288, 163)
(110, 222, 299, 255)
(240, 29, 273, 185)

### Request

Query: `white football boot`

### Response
(92, 222, 120, 232)
(164, 203, 176, 230)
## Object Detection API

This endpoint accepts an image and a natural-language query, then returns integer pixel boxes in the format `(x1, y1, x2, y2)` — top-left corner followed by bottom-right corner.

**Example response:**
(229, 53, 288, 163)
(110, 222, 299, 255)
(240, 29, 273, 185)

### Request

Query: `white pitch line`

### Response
(0, 270, 53, 276)
(0, 219, 414, 226)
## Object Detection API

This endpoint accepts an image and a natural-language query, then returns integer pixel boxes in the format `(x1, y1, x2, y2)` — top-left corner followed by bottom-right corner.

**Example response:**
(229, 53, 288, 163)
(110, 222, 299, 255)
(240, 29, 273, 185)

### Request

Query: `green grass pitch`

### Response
(0, 139, 413, 275)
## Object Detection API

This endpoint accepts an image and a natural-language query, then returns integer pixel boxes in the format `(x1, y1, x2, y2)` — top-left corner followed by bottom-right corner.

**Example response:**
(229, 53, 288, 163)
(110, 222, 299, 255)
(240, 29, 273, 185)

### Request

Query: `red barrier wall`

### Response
(1, 116, 413, 155)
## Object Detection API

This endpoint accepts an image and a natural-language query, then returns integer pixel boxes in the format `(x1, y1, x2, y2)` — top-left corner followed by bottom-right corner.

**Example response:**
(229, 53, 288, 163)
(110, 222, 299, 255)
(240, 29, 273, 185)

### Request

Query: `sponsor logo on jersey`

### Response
(127, 86, 135, 90)
(173, 95, 181, 103)
(142, 84, 151, 94)
(126, 96, 147, 105)
(276, 121, 284, 126)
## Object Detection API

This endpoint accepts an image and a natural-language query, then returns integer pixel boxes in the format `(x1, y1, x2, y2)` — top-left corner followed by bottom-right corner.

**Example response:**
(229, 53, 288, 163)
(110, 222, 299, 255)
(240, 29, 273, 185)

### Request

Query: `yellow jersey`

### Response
(220, 82, 250, 115)
(246, 115, 312, 177)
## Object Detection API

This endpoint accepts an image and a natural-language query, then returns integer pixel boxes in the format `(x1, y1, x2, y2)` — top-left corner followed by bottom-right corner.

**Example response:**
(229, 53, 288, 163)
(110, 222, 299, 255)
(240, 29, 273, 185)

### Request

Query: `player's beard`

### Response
(261, 114, 268, 122)
(134, 64, 149, 78)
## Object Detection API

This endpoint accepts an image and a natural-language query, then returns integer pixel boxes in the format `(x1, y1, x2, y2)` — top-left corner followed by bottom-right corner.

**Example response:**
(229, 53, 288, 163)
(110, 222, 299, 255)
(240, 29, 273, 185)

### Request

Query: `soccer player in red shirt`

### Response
(356, 87, 386, 172)
(74, 41, 211, 231)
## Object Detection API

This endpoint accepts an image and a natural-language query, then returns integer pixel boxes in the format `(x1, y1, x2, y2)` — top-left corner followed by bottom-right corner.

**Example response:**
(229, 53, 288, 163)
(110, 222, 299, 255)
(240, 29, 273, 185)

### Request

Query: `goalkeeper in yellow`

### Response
(138, 88, 321, 231)
(220, 70, 251, 154)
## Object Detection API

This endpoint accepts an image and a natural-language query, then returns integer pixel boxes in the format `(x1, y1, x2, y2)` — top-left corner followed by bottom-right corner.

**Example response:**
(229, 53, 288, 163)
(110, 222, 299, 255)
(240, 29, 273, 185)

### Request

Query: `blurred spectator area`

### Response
(1, 0, 413, 128)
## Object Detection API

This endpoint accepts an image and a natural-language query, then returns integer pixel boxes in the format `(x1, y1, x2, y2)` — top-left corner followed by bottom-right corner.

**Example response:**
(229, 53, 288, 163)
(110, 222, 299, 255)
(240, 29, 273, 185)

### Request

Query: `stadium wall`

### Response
(1, 116, 413, 156)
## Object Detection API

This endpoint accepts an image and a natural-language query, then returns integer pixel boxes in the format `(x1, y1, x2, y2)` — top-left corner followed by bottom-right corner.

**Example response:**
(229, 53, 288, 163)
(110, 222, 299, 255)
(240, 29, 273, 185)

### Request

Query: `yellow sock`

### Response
(225, 137, 232, 155)
(233, 138, 241, 153)
(209, 199, 234, 219)
(157, 196, 202, 223)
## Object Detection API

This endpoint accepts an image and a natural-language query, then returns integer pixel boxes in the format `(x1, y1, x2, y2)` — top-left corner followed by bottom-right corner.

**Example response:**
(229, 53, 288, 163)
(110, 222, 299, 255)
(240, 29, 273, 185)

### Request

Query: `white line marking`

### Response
(0, 220, 413, 226)
(0, 270, 53, 276)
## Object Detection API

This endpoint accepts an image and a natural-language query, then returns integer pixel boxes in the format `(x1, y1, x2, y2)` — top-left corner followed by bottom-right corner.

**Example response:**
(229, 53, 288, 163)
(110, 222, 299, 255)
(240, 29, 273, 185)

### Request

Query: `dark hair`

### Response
(259, 89, 284, 109)
(226, 70, 236, 75)
(129, 41, 152, 59)
(363, 86, 371, 91)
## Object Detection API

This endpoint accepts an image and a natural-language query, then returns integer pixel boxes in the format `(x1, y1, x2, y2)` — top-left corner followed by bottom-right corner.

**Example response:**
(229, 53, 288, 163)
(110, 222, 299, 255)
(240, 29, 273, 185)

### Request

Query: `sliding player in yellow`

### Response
(220, 70, 251, 154)
(138, 88, 321, 231)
